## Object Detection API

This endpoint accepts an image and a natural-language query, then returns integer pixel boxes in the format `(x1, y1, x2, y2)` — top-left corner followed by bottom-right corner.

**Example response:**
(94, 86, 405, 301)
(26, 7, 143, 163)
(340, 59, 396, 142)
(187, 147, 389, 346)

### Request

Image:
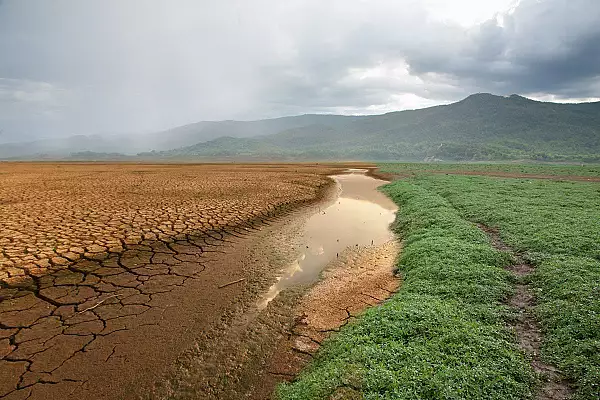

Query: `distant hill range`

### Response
(2, 93, 600, 162)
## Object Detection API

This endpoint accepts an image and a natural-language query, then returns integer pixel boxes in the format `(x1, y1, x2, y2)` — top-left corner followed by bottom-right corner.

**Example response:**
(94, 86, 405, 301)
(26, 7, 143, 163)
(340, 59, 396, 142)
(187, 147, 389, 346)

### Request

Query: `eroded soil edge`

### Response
(251, 241, 401, 400)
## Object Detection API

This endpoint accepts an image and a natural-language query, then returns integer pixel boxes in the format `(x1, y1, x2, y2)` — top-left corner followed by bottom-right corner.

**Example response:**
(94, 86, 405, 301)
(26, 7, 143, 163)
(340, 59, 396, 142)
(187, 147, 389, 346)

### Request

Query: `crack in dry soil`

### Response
(146, 178, 400, 400)
(0, 164, 333, 283)
(1, 234, 232, 398)
(479, 225, 573, 400)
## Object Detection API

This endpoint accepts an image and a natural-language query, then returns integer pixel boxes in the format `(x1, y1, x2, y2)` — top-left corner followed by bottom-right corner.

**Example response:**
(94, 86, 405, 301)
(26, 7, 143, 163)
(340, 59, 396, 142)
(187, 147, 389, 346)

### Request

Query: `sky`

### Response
(1, 0, 599, 142)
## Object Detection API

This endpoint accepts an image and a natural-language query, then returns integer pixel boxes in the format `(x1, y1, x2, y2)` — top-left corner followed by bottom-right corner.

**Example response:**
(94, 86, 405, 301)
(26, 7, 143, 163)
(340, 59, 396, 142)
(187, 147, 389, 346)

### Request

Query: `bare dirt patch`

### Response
(291, 240, 400, 348)
(146, 171, 400, 400)
(0, 163, 338, 281)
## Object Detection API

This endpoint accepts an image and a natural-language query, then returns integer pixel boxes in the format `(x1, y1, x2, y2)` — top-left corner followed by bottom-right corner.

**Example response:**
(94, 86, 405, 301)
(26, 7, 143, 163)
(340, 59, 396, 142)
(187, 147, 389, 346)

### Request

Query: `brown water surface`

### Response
(258, 169, 397, 308)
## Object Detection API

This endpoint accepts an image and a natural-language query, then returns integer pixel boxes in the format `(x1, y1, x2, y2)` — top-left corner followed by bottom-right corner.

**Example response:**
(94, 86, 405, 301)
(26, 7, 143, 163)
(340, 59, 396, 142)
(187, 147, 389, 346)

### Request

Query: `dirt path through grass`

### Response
(396, 172, 600, 399)
(480, 225, 573, 400)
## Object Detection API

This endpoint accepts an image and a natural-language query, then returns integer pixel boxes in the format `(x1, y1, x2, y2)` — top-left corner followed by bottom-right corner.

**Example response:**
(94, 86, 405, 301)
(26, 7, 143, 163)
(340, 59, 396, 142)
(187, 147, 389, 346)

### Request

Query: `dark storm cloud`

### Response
(0, 0, 599, 141)
(403, 0, 600, 96)
(249, 0, 600, 118)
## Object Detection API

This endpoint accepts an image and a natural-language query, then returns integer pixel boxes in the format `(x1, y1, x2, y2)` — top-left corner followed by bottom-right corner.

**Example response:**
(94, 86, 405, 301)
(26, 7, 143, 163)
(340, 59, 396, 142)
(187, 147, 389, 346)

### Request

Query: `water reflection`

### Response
(258, 171, 396, 309)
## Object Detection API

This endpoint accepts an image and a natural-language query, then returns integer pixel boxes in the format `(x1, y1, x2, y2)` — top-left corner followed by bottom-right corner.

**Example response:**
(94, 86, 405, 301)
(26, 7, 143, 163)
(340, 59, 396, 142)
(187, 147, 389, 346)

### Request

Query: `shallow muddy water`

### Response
(258, 169, 397, 308)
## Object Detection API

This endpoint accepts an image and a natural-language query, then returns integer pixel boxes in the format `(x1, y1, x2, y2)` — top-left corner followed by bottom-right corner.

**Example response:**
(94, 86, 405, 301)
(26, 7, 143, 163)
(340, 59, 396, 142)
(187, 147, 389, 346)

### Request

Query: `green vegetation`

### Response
(277, 181, 535, 399)
(412, 174, 600, 399)
(378, 162, 600, 178)
(279, 163, 600, 399)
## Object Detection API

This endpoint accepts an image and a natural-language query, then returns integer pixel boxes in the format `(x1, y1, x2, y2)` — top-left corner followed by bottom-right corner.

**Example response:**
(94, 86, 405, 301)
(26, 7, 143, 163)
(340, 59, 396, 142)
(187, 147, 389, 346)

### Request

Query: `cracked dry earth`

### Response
(0, 162, 341, 400)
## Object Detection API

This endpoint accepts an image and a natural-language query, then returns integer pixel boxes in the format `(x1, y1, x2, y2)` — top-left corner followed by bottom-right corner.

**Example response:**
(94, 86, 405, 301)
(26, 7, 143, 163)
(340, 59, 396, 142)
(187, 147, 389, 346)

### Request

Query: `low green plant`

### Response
(378, 162, 600, 178)
(409, 173, 600, 399)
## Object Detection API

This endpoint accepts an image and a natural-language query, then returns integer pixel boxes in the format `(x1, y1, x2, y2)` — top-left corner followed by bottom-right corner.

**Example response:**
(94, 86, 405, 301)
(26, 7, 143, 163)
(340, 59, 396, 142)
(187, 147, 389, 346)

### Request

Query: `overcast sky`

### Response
(1, 0, 599, 141)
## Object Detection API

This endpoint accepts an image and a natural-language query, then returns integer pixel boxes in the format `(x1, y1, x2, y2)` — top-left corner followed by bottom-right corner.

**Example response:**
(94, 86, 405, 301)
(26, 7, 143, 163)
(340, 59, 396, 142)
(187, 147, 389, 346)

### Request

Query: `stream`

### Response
(258, 169, 397, 308)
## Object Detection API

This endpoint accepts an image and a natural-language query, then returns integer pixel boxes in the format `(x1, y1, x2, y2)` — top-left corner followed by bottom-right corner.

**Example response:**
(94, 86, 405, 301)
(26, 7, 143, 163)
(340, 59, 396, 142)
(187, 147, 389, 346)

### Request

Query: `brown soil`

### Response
(364, 168, 394, 182)
(0, 163, 340, 281)
(0, 162, 376, 400)
(292, 241, 400, 351)
(479, 225, 573, 400)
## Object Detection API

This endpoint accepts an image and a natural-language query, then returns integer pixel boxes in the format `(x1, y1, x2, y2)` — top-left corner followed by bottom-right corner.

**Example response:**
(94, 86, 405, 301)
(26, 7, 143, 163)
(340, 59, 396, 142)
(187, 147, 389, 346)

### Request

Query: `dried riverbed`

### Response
(152, 169, 401, 400)
(258, 170, 397, 308)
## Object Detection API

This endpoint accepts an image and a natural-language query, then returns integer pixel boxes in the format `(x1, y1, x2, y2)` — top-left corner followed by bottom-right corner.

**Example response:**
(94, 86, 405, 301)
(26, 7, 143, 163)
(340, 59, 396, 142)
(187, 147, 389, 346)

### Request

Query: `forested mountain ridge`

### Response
(154, 94, 600, 161)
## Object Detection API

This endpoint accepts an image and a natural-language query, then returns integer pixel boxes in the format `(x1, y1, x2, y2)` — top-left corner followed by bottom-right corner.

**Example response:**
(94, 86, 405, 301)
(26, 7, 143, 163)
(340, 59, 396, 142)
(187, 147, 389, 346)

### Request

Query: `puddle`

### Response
(258, 169, 397, 309)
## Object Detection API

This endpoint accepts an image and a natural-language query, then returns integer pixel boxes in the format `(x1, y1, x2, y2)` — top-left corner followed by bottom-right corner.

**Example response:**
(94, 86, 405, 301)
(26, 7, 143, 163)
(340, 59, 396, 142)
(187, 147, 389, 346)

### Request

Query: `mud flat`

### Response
(151, 169, 401, 400)
(258, 170, 397, 308)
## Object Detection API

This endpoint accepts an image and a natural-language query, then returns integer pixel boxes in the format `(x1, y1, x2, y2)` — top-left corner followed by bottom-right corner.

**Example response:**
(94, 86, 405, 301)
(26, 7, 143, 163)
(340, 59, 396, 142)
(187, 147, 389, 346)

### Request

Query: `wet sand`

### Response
(251, 240, 401, 399)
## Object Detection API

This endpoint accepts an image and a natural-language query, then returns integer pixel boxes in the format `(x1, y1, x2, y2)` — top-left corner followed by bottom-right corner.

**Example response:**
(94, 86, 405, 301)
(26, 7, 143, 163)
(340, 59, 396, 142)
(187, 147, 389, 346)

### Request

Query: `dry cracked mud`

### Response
(0, 162, 353, 400)
(148, 231, 401, 400)
(144, 170, 401, 400)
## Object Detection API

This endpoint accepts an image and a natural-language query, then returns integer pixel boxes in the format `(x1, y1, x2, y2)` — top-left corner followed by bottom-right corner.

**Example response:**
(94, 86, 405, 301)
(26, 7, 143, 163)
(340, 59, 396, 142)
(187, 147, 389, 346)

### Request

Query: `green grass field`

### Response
(277, 180, 535, 399)
(413, 174, 600, 399)
(277, 164, 600, 400)
(378, 162, 600, 178)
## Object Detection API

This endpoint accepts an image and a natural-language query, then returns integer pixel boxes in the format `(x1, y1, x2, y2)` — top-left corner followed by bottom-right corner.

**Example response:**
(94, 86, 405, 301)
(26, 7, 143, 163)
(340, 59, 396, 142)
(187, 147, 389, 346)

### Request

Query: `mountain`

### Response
(156, 94, 600, 162)
(3, 94, 600, 161)
(139, 114, 357, 152)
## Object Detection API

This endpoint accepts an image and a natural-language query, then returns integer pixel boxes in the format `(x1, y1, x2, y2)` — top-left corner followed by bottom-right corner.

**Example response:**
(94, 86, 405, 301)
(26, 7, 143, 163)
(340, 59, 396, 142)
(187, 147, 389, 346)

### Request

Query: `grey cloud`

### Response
(0, 78, 72, 141)
(266, 0, 600, 111)
(404, 0, 600, 96)
(0, 0, 599, 141)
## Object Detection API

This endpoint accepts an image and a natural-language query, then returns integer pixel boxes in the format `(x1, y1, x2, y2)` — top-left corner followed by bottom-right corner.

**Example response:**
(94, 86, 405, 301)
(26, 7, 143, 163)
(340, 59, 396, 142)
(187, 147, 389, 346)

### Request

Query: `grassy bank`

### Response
(412, 174, 600, 399)
(277, 181, 535, 399)
(378, 162, 600, 178)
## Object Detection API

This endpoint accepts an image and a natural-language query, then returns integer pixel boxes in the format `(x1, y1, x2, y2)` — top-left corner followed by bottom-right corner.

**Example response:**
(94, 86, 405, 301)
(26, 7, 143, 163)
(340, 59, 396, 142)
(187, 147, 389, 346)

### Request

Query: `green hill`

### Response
(157, 94, 600, 161)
